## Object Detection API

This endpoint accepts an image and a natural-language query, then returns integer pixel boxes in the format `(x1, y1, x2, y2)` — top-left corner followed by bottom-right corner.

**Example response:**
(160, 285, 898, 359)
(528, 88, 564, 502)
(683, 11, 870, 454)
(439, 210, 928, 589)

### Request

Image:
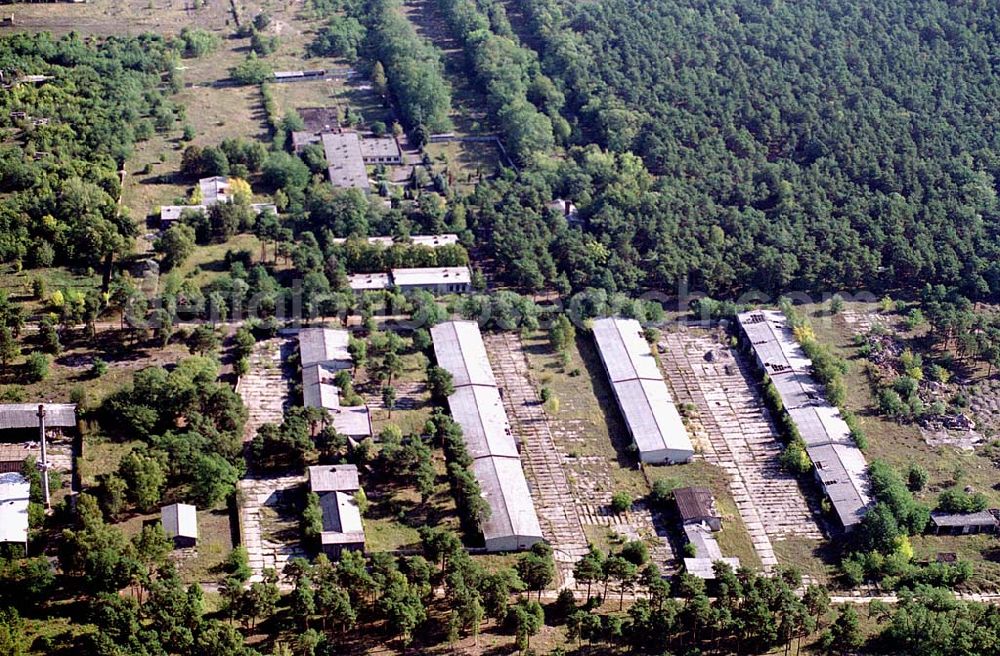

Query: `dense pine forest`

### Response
(480, 0, 1000, 298)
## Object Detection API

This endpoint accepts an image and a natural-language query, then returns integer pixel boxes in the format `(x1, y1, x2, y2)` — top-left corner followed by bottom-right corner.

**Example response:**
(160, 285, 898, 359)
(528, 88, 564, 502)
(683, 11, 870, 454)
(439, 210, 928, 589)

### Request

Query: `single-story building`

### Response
(682, 523, 740, 580)
(0, 472, 29, 553)
(161, 503, 198, 548)
(675, 486, 722, 532)
(359, 137, 402, 165)
(390, 267, 471, 294)
(308, 465, 366, 558)
(929, 510, 999, 536)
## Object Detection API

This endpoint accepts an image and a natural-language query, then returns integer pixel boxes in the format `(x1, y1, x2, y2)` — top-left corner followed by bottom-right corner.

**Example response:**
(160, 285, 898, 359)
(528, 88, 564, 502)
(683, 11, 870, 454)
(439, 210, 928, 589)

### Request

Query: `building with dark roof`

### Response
(674, 486, 722, 532)
(929, 510, 999, 536)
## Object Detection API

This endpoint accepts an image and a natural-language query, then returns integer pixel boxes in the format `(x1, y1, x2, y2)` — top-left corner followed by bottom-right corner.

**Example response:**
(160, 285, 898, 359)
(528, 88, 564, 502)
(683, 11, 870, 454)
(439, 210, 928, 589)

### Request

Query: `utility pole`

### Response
(37, 404, 50, 509)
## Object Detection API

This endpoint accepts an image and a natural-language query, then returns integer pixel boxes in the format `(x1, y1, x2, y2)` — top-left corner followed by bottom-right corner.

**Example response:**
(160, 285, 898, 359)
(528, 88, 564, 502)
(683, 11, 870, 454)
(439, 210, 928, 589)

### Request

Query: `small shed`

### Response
(675, 486, 722, 532)
(929, 510, 999, 536)
(161, 503, 199, 548)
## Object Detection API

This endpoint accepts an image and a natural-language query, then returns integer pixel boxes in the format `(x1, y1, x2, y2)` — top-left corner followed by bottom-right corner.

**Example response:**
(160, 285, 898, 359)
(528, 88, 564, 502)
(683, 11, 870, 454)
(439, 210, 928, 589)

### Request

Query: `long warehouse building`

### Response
(430, 321, 543, 552)
(737, 309, 871, 530)
(591, 317, 695, 464)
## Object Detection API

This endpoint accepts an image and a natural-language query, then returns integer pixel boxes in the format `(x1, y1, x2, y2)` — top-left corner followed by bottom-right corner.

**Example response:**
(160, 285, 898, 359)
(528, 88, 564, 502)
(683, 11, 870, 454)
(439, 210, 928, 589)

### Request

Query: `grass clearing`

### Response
(804, 302, 1000, 508)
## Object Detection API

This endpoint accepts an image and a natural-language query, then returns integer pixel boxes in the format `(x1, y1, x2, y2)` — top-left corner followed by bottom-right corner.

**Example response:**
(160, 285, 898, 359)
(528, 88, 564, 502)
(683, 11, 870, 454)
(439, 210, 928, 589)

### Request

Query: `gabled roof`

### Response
(161, 503, 198, 540)
(446, 385, 518, 460)
(591, 317, 662, 382)
(0, 403, 76, 430)
(299, 328, 351, 368)
(430, 321, 496, 388)
(472, 456, 544, 544)
(674, 486, 717, 522)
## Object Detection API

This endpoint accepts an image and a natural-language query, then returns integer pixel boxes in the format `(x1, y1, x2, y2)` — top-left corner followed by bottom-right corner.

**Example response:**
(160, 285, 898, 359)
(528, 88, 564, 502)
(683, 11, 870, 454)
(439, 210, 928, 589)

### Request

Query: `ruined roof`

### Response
(309, 464, 360, 493)
(737, 310, 871, 528)
(674, 486, 718, 523)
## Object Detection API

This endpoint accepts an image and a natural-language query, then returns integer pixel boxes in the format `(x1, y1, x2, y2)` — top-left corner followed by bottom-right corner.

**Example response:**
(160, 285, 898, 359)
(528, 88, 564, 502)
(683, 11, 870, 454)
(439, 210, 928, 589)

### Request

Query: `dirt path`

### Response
(484, 331, 589, 589)
(659, 329, 825, 571)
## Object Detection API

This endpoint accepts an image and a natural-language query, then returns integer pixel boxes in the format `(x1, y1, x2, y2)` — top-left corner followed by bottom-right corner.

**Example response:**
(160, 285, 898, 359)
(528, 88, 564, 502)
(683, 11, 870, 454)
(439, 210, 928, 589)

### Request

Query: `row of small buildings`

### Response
(737, 310, 871, 530)
(430, 321, 544, 552)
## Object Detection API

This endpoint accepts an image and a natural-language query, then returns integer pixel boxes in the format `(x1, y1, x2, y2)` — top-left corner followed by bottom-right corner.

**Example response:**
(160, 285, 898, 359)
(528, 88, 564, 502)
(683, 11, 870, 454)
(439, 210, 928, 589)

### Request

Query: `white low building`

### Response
(0, 472, 30, 552)
(430, 321, 543, 552)
(298, 329, 371, 438)
(591, 317, 694, 464)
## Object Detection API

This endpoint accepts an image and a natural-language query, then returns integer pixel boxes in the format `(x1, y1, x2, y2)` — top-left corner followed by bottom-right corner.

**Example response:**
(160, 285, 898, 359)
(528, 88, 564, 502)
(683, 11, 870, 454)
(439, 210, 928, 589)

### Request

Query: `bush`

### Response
(650, 478, 676, 507)
(937, 488, 988, 514)
(610, 491, 632, 514)
(90, 358, 108, 378)
(906, 465, 928, 492)
(24, 352, 49, 382)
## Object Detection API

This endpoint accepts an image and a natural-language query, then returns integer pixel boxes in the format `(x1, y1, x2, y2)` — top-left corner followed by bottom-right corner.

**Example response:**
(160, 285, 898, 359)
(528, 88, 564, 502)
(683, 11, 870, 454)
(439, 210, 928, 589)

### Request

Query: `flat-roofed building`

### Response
(322, 132, 370, 192)
(591, 318, 694, 464)
(0, 472, 29, 552)
(430, 321, 543, 552)
(682, 522, 740, 579)
(308, 465, 365, 558)
(359, 137, 402, 164)
(929, 510, 999, 536)
(347, 272, 392, 292)
(390, 267, 471, 294)
(160, 204, 206, 228)
(346, 267, 472, 294)
(161, 503, 198, 548)
(291, 131, 323, 152)
(737, 310, 871, 530)
(330, 234, 460, 248)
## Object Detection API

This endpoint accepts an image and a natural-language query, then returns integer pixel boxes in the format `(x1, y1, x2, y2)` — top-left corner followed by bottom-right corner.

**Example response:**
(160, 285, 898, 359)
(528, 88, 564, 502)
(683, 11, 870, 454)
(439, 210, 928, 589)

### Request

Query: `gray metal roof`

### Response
(160, 205, 205, 225)
(298, 328, 351, 368)
(322, 132, 370, 191)
(161, 503, 198, 540)
(446, 385, 518, 460)
(309, 464, 360, 493)
(609, 377, 694, 460)
(737, 310, 872, 528)
(0, 472, 29, 544)
(0, 403, 76, 431)
(591, 317, 663, 382)
(199, 176, 230, 206)
(302, 364, 341, 410)
(319, 490, 364, 538)
(329, 405, 372, 438)
(431, 321, 497, 388)
(472, 456, 543, 545)
(930, 510, 999, 528)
